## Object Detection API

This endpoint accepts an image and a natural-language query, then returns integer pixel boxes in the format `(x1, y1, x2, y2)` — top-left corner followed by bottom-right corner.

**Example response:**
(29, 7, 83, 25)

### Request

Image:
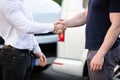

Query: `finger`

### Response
(98, 64, 103, 71)
(91, 64, 102, 72)
(90, 62, 96, 72)
(91, 64, 95, 72)
(41, 55, 47, 66)
(58, 20, 65, 27)
(99, 65, 102, 71)
(42, 55, 47, 63)
(53, 30, 57, 33)
(54, 24, 66, 34)
(59, 19, 64, 23)
(40, 55, 43, 62)
(57, 30, 63, 34)
(40, 60, 45, 67)
(59, 19, 64, 21)
(54, 19, 64, 26)
(92, 65, 96, 72)
(54, 21, 60, 25)
(40, 61, 43, 66)
(94, 64, 101, 71)
(53, 28, 58, 34)
(53, 24, 61, 32)
(40, 61, 45, 67)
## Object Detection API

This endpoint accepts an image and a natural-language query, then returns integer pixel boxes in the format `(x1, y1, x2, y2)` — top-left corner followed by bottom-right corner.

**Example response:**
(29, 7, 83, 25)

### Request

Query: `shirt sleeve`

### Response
(0, 0, 54, 34)
(109, 0, 120, 12)
(33, 36, 43, 54)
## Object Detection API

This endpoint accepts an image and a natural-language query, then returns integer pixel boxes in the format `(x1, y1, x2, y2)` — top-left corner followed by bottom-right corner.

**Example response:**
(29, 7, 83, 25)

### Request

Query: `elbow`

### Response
(111, 23, 120, 34)
(15, 21, 30, 33)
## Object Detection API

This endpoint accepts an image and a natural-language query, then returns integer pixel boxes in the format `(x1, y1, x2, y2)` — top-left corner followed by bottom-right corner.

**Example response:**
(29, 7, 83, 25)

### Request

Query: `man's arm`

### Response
(97, 13, 120, 57)
(0, 0, 64, 34)
(32, 37, 47, 67)
(65, 8, 88, 27)
(90, 13, 120, 72)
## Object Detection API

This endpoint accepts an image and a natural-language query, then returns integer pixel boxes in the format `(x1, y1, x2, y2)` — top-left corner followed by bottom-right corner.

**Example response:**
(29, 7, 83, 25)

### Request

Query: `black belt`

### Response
(1, 45, 32, 54)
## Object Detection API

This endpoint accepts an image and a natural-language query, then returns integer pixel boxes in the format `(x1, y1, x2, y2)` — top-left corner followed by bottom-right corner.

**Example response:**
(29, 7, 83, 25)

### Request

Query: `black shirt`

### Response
(85, 0, 120, 50)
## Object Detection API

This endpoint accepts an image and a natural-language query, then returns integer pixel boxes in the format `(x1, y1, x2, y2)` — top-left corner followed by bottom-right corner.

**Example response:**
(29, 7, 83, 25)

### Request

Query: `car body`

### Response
(52, 0, 120, 79)
(24, 0, 61, 68)
(52, 0, 88, 77)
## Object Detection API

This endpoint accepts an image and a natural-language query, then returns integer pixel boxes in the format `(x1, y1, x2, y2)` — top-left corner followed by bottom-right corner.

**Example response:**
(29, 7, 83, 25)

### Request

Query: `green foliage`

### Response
(83, 0, 88, 8)
(53, 0, 62, 6)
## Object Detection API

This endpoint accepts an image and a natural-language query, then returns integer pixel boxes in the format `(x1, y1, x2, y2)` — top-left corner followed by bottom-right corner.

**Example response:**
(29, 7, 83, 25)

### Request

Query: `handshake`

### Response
(53, 20, 66, 34)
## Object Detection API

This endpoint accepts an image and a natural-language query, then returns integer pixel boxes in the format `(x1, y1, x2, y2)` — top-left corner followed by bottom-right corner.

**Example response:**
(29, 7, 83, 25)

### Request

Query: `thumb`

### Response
(40, 55, 44, 62)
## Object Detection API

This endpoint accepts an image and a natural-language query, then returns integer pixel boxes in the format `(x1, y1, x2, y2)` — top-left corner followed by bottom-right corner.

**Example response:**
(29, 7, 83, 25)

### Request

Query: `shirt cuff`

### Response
(33, 45, 42, 54)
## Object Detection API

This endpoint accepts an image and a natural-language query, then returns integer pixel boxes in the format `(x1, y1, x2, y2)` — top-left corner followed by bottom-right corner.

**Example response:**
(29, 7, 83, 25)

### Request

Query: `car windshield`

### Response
(24, 0, 61, 23)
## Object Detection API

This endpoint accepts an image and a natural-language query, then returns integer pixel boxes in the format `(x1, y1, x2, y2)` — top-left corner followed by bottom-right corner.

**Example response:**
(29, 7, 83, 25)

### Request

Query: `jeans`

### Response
(0, 46, 34, 80)
(87, 45, 120, 80)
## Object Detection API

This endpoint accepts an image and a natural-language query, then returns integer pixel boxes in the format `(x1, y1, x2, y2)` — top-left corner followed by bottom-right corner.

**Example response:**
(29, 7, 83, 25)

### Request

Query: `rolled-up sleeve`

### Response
(0, 0, 54, 34)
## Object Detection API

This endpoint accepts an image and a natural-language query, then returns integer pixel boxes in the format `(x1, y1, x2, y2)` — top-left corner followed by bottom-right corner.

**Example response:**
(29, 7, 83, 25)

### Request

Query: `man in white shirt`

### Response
(0, 0, 65, 80)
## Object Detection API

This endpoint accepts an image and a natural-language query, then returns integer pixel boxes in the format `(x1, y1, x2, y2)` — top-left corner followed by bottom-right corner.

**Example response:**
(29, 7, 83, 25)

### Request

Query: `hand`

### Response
(35, 53, 47, 67)
(90, 52, 104, 72)
(53, 20, 66, 34)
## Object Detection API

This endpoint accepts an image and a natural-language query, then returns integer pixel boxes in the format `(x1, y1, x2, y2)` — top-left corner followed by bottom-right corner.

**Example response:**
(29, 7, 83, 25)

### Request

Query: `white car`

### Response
(24, 0, 61, 70)
(24, 0, 61, 44)
(52, 0, 120, 79)
(52, 0, 88, 77)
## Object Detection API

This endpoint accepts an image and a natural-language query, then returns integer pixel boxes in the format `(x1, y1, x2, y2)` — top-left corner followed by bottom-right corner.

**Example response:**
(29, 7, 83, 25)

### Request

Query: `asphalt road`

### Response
(29, 43, 87, 80)
(30, 66, 86, 80)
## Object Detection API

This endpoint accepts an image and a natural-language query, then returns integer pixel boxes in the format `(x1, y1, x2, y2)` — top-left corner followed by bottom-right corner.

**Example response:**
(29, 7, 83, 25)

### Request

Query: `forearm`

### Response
(27, 22, 54, 34)
(98, 24, 120, 57)
(65, 9, 88, 27)
(0, 1, 54, 34)
(33, 36, 42, 54)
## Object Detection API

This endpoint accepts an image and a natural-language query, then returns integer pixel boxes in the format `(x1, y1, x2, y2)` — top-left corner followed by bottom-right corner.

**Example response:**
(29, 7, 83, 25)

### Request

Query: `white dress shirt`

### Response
(0, 0, 54, 54)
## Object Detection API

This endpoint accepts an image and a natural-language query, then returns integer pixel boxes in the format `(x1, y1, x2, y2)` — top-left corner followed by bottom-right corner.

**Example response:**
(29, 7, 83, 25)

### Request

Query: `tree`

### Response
(53, 0, 62, 5)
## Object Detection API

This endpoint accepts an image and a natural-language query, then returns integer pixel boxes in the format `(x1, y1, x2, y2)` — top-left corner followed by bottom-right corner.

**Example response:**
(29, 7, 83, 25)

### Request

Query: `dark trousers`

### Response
(0, 46, 34, 80)
(87, 45, 120, 80)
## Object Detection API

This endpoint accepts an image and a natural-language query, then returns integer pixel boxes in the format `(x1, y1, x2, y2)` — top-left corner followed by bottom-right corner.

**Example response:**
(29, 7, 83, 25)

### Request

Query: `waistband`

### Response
(0, 45, 32, 54)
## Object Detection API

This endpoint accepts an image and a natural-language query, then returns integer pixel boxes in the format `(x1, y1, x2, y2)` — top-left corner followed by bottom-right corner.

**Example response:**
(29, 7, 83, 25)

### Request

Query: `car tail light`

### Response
(59, 32, 64, 42)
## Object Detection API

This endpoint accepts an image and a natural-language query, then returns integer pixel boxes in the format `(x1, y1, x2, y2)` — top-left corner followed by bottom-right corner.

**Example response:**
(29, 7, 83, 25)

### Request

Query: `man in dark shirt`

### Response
(58, 0, 120, 80)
